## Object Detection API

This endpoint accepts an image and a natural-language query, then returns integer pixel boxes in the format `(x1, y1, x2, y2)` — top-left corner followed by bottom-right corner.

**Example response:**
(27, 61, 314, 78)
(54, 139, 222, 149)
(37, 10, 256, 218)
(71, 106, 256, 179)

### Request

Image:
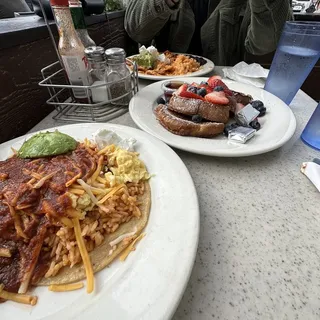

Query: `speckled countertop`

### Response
(30, 67, 320, 320)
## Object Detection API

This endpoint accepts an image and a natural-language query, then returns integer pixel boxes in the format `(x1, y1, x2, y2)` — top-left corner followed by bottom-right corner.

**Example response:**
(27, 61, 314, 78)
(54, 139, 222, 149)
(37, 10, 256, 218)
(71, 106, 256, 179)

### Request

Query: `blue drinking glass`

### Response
(301, 102, 320, 150)
(264, 22, 320, 105)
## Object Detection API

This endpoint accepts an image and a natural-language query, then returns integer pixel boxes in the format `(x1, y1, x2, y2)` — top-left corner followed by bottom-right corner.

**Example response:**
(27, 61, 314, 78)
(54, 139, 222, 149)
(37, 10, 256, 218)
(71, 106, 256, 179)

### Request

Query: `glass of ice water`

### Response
(301, 102, 320, 150)
(264, 22, 320, 105)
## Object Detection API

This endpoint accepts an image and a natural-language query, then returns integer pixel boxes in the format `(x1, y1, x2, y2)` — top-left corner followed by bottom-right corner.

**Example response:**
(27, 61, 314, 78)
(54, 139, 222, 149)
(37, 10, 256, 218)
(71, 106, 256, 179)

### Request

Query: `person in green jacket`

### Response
(124, 0, 292, 66)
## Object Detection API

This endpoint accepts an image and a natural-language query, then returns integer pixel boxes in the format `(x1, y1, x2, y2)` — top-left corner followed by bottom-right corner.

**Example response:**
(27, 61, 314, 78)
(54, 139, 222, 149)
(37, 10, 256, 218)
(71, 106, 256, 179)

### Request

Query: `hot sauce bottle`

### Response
(50, 0, 90, 102)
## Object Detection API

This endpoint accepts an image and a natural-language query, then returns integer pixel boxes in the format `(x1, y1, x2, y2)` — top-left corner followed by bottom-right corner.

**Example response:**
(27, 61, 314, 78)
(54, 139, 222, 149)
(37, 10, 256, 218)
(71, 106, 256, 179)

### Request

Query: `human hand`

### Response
(165, 0, 180, 8)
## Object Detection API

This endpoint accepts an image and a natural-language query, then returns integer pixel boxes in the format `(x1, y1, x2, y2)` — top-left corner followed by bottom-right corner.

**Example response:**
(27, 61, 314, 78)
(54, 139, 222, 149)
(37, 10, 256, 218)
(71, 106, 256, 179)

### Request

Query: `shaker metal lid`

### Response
(105, 48, 126, 56)
(84, 46, 105, 61)
(105, 48, 126, 63)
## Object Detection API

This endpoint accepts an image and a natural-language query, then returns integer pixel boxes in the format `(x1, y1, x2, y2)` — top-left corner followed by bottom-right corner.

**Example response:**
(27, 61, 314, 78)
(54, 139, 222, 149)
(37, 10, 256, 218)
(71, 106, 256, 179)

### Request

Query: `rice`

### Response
(43, 182, 144, 278)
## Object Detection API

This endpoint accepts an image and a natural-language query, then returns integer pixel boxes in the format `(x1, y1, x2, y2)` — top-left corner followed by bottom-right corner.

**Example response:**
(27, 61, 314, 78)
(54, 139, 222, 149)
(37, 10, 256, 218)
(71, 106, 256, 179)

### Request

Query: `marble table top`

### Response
(30, 67, 320, 320)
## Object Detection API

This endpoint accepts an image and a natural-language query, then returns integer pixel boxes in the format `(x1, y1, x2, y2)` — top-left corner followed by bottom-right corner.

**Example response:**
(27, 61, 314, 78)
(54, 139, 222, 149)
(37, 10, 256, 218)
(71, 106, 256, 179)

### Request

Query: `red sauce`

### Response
(0, 144, 97, 294)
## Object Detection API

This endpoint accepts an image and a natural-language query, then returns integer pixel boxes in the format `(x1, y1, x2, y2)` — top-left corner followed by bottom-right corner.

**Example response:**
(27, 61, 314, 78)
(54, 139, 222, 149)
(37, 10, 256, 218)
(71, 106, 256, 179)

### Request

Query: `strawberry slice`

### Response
(175, 83, 188, 96)
(199, 84, 213, 93)
(175, 83, 204, 100)
(207, 78, 233, 96)
(235, 103, 245, 113)
(207, 75, 221, 82)
(204, 91, 229, 105)
(179, 90, 204, 100)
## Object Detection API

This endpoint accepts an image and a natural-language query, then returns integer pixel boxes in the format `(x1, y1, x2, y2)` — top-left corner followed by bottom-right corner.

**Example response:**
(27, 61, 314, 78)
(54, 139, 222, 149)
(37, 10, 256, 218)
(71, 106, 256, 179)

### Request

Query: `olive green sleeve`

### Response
(245, 0, 292, 55)
(124, 0, 180, 44)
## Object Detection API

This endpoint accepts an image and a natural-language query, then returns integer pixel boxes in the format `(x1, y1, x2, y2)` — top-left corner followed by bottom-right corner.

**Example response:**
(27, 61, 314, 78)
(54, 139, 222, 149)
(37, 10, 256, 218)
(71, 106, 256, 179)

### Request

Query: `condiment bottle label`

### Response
(62, 55, 90, 99)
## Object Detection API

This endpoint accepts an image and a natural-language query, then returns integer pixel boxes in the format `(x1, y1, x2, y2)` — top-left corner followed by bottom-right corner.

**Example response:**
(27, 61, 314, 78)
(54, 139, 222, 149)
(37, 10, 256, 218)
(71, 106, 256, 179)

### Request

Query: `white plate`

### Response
(128, 54, 214, 81)
(1, 123, 199, 320)
(129, 77, 297, 157)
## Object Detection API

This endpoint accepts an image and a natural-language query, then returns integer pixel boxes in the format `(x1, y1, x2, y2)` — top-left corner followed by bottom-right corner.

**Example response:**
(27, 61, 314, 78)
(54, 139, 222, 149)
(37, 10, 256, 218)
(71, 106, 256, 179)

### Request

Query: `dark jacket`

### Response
(124, 0, 292, 65)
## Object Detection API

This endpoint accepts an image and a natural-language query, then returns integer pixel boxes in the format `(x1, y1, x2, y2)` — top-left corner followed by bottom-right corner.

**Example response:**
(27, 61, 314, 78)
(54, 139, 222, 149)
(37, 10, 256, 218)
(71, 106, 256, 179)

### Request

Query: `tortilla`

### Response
(37, 181, 151, 286)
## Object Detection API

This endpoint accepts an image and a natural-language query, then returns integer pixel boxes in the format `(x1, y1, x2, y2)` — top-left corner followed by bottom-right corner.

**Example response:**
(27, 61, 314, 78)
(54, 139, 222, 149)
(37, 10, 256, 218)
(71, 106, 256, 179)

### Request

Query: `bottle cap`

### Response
(68, 0, 82, 7)
(105, 48, 126, 64)
(50, 0, 69, 6)
(84, 46, 106, 62)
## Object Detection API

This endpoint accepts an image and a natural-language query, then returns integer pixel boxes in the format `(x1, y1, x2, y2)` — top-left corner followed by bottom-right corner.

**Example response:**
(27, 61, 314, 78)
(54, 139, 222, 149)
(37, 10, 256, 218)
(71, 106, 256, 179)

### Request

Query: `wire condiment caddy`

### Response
(37, 0, 138, 123)
(39, 60, 139, 122)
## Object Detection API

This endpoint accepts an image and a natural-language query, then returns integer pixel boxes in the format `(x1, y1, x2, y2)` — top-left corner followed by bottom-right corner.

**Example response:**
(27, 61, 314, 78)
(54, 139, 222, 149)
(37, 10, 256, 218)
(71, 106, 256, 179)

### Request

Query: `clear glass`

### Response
(105, 62, 132, 106)
(89, 61, 106, 82)
(53, 5, 85, 57)
(264, 22, 320, 105)
(77, 29, 96, 48)
(301, 102, 320, 150)
(69, 0, 96, 48)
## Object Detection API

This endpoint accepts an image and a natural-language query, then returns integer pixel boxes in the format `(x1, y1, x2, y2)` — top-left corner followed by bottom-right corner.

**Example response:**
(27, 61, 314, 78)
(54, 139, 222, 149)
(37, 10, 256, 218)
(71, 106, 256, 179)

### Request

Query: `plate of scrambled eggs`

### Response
(1, 123, 199, 320)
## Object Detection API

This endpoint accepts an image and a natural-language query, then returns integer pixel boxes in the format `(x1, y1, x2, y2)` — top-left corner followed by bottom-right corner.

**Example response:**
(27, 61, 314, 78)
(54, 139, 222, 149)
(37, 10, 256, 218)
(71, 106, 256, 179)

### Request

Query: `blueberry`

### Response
(251, 100, 264, 109)
(255, 105, 266, 117)
(187, 86, 198, 94)
(260, 107, 267, 117)
(251, 101, 266, 117)
(223, 123, 239, 136)
(250, 119, 261, 131)
(214, 86, 224, 92)
(156, 96, 166, 105)
(200, 81, 209, 85)
(192, 115, 203, 123)
(197, 87, 207, 97)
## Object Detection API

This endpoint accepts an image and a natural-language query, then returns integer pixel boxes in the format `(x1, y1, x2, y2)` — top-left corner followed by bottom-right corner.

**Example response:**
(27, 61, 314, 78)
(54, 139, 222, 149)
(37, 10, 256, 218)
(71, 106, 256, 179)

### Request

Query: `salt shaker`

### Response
(104, 48, 132, 106)
(84, 46, 108, 103)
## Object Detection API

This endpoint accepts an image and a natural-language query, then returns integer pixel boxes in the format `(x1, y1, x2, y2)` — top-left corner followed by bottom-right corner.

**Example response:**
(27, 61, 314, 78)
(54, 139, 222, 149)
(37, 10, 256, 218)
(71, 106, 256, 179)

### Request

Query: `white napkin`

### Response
(223, 62, 269, 88)
(301, 161, 320, 192)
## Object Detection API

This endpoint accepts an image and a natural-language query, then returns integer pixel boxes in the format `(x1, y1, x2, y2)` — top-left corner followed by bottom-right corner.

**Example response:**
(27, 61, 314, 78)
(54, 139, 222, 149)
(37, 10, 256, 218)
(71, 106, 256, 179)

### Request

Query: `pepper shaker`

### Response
(104, 48, 132, 106)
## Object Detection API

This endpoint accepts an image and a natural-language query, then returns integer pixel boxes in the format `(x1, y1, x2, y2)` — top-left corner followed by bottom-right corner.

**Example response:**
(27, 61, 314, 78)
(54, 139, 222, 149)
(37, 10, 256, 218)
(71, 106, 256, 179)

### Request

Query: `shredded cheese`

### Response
(0, 248, 11, 258)
(16, 203, 33, 210)
(97, 184, 125, 204)
(97, 144, 113, 155)
(109, 228, 137, 247)
(0, 284, 37, 306)
(96, 176, 107, 185)
(61, 217, 74, 228)
(67, 209, 84, 219)
(66, 172, 81, 188)
(119, 233, 146, 262)
(30, 172, 42, 180)
(76, 179, 111, 214)
(72, 218, 94, 294)
(92, 182, 106, 189)
(6, 203, 28, 239)
(90, 187, 108, 195)
(49, 282, 84, 292)
(27, 177, 36, 185)
(69, 188, 85, 195)
(73, 182, 106, 195)
(77, 179, 98, 204)
(90, 156, 104, 182)
(69, 184, 83, 190)
(33, 171, 58, 189)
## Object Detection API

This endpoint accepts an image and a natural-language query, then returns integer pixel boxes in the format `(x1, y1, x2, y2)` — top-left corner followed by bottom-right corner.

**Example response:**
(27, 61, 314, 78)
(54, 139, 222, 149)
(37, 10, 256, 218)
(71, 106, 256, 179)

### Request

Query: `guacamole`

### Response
(18, 131, 78, 158)
(131, 52, 155, 69)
